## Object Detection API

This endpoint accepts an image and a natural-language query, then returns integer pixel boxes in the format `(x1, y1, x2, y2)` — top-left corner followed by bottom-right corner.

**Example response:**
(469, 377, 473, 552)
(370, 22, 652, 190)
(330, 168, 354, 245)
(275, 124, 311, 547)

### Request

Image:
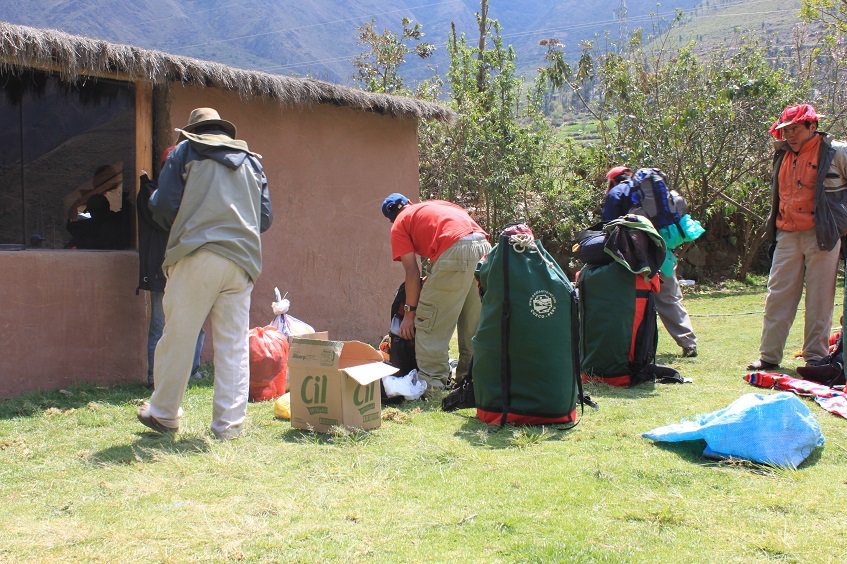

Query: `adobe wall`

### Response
(0, 87, 419, 398)
(166, 87, 418, 343)
(0, 250, 147, 398)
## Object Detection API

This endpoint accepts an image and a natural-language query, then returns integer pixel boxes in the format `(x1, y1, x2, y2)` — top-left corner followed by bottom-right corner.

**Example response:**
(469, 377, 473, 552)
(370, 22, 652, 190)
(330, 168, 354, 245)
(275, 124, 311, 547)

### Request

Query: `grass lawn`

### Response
(2, 280, 846, 562)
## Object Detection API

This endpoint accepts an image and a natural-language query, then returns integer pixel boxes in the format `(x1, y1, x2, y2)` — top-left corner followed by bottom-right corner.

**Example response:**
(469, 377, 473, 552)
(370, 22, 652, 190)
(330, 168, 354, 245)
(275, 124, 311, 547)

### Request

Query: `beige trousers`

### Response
(149, 249, 253, 439)
(414, 237, 491, 386)
(759, 229, 840, 364)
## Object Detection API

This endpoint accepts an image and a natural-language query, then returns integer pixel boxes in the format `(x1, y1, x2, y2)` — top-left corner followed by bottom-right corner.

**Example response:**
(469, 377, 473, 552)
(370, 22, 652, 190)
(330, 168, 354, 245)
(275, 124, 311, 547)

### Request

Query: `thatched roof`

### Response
(0, 20, 454, 122)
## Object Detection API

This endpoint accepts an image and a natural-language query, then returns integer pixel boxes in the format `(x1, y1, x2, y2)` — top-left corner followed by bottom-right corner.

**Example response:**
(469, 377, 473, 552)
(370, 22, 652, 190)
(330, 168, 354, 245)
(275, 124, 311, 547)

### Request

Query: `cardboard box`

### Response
(288, 336, 398, 433)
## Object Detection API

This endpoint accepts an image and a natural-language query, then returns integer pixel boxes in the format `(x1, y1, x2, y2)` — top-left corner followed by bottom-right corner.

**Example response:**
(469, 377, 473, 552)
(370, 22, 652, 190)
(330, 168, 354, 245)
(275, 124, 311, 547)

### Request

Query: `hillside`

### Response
(669, 0, 805, 54)
(0, 0, 742, 85)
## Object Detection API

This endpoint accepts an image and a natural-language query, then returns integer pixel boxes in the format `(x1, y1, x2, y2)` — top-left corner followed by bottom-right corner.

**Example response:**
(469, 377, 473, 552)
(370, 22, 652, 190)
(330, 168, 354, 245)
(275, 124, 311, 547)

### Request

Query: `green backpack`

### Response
(578, 215, 679, 386)
(472, 224, 583, 426)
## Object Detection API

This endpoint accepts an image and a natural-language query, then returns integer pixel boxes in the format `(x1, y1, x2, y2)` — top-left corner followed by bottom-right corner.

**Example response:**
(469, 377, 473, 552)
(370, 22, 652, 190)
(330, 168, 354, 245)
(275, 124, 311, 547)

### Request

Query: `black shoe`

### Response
(796, 363, 844, 385)
(682, 346, 698, 358)
(747, 359, 779, 371)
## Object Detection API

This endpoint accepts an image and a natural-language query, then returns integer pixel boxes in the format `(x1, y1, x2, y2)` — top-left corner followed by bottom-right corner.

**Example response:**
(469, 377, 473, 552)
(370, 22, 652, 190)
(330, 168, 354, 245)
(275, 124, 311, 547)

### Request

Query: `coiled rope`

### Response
(509, 233, 557, 270)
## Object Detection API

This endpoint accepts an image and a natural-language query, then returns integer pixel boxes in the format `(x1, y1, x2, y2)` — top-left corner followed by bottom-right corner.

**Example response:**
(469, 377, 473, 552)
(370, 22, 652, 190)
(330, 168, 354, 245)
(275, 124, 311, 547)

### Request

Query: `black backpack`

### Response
(387, 282, 418, 376)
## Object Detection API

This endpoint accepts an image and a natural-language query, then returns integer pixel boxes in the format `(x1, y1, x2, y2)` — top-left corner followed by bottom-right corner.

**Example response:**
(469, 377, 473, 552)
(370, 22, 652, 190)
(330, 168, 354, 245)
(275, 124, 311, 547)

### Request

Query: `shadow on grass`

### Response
(277, 427, 337, 445)
(0, 383, 149, 420)
(649, 439, 823, 471)
(451, 412, 578, 449)
(582, 380, 661, 400)
(0, 375, 215, 420)
(89, 434, 211, 465)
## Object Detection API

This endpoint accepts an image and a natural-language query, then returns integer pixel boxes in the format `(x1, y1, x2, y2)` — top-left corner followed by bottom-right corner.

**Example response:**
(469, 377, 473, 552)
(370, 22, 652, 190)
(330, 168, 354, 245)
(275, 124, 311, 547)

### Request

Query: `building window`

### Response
(0, 69, 135, 249)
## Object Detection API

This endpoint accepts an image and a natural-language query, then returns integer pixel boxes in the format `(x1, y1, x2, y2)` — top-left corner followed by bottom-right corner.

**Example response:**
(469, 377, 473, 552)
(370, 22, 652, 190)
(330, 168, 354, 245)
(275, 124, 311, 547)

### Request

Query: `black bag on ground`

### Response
(381, 281, 420, 404)
(442, 363, 475, 412)
(387, 281, 418, 375)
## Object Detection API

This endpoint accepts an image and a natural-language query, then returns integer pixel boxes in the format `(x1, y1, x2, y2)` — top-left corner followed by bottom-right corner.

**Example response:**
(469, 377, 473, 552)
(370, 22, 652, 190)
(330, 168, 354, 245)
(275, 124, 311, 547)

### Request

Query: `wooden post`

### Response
(135, 80, 153, 248)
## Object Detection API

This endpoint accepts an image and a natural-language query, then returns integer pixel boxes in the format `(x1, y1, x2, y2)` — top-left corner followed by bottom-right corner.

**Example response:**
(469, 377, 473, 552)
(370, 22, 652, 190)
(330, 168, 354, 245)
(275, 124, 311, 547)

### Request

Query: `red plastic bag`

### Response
(248, 325, 289, 402)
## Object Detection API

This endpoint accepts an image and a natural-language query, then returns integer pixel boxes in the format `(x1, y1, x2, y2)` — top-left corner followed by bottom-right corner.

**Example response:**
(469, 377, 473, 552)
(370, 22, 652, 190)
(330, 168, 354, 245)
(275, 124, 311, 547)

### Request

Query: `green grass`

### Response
(553, 118, 606, 145)
(2, 280, 847, 562)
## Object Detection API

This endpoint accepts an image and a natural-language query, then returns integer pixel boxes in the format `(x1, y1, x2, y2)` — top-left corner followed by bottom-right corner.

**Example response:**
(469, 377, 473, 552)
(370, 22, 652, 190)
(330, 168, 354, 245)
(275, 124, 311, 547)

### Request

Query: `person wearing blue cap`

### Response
(383, 193, 490, 390)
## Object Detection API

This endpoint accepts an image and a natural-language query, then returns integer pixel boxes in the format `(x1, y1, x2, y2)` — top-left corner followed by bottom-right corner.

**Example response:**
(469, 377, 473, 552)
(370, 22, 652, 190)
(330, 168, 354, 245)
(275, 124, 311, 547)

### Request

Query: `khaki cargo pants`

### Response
(414, 236, 491, 388)
(759, 229, 840, 365)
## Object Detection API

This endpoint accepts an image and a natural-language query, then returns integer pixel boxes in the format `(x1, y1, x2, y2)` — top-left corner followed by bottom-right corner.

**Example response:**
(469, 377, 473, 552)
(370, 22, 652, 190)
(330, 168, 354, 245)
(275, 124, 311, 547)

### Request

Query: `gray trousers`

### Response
(655, 267, 697, 349)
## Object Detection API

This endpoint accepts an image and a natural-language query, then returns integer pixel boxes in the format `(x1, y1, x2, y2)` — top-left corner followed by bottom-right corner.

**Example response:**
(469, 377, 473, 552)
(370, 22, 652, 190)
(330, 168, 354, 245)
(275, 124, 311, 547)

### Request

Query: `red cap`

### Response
(606, 166, 632, 190)
(769, 104, 821, 140)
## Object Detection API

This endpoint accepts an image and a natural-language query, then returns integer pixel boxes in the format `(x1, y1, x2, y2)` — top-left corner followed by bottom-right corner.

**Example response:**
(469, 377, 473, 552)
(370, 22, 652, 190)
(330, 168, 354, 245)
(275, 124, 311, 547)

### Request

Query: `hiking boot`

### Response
(682, 345, 698, 358)
(746, 359, 779, 371)
(136, 404, 178, 434)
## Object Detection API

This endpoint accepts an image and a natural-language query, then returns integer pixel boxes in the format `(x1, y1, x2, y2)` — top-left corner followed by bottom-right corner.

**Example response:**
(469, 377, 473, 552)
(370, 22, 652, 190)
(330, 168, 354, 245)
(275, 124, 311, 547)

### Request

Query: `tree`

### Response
(801, 1, 847, 132)
(352, 17, 434, 94)
(417, 2, 567, 240)
(801, 0, 847, 34)
(541, 18, 808, 278)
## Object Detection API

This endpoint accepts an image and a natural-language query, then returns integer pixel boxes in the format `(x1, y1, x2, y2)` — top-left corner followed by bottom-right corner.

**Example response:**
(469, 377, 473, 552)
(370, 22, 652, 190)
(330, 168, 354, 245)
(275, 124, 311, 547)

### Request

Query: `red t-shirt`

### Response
(390, 200, 487, 263)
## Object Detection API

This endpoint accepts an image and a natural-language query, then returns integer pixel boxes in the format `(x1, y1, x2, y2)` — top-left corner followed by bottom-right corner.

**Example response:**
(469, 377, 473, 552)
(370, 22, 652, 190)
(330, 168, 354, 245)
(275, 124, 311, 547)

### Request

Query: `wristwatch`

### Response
(403, 304, 417, 313)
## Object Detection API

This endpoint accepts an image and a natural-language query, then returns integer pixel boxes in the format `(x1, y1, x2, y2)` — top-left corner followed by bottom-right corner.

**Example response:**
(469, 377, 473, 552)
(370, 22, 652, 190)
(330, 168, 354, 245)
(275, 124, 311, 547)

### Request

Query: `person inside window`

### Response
(65, 164, 131, 249)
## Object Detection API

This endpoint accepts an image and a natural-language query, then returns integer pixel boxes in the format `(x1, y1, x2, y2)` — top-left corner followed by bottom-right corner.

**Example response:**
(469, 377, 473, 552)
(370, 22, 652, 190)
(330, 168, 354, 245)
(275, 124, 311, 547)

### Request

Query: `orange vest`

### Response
(776, 134, 821, 232)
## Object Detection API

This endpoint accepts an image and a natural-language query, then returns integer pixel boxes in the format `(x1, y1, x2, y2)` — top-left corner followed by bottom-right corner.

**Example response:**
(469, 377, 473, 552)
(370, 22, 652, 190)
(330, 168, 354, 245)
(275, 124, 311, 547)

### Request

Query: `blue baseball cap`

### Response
(381, 193, 410, 222)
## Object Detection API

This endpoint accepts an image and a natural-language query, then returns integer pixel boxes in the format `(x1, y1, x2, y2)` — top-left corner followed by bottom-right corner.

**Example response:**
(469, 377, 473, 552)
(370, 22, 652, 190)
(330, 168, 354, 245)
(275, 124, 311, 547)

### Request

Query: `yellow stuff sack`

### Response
(274, 392, 291, 420)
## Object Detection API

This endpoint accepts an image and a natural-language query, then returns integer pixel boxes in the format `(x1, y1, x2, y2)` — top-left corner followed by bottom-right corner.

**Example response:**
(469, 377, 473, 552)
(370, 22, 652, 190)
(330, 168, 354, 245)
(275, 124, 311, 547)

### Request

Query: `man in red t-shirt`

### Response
(382, 193, 491, 390)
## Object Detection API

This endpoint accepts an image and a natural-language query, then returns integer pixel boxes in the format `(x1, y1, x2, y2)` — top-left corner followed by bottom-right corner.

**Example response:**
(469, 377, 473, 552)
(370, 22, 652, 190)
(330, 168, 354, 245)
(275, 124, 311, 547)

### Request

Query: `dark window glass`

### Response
(0, 74, 24, 248)
(0, 70, 135, 249)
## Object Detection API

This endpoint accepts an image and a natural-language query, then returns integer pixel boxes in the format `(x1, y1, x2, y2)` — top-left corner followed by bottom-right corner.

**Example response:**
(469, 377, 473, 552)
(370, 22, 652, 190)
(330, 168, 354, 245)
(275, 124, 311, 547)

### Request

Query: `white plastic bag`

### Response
(382, 369, 428, 401)
(270, 287, 316, 337)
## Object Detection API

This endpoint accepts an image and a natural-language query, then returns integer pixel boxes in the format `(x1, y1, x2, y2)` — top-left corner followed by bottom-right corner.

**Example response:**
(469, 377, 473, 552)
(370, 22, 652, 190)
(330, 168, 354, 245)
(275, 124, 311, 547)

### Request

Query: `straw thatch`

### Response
(0, 20, 454, 121)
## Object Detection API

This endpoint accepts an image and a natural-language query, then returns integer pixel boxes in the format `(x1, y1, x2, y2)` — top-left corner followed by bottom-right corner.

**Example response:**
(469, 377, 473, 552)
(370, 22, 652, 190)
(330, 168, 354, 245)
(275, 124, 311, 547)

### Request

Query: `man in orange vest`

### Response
(748, 104, 847, 371)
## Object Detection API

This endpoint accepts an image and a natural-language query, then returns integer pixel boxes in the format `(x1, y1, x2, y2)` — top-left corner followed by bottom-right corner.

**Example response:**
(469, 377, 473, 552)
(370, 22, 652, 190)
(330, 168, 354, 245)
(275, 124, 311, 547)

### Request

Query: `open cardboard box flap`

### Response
(341, 361, 399, 385)
(338, 341, 398, 385)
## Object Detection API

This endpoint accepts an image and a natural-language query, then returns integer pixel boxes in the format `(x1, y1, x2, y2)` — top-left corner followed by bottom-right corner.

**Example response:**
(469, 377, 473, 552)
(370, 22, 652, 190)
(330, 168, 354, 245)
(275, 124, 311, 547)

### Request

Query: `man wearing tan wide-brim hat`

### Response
(137, 107, 273, 440)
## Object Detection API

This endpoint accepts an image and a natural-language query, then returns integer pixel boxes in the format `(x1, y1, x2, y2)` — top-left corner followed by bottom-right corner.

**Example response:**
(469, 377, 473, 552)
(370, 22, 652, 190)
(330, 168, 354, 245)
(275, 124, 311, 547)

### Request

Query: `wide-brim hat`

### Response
(91, 162, 123, 194)
(178, 107, 237, 138)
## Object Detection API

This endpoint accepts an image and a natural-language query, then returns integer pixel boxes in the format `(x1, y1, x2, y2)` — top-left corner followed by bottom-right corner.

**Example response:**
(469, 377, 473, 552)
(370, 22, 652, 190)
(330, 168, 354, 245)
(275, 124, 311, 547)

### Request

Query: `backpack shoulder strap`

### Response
(499, 234, 512, 427)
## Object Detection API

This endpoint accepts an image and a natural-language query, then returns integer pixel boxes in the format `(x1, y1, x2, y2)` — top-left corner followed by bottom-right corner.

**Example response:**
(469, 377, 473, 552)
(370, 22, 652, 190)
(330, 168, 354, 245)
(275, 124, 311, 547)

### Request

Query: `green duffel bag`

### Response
(472, 224, 583, 426)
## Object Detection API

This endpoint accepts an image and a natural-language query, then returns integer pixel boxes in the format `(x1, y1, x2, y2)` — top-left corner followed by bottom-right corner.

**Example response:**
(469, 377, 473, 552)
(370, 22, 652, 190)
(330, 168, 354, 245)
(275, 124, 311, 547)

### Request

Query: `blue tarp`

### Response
(643, 392, 824, 467)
